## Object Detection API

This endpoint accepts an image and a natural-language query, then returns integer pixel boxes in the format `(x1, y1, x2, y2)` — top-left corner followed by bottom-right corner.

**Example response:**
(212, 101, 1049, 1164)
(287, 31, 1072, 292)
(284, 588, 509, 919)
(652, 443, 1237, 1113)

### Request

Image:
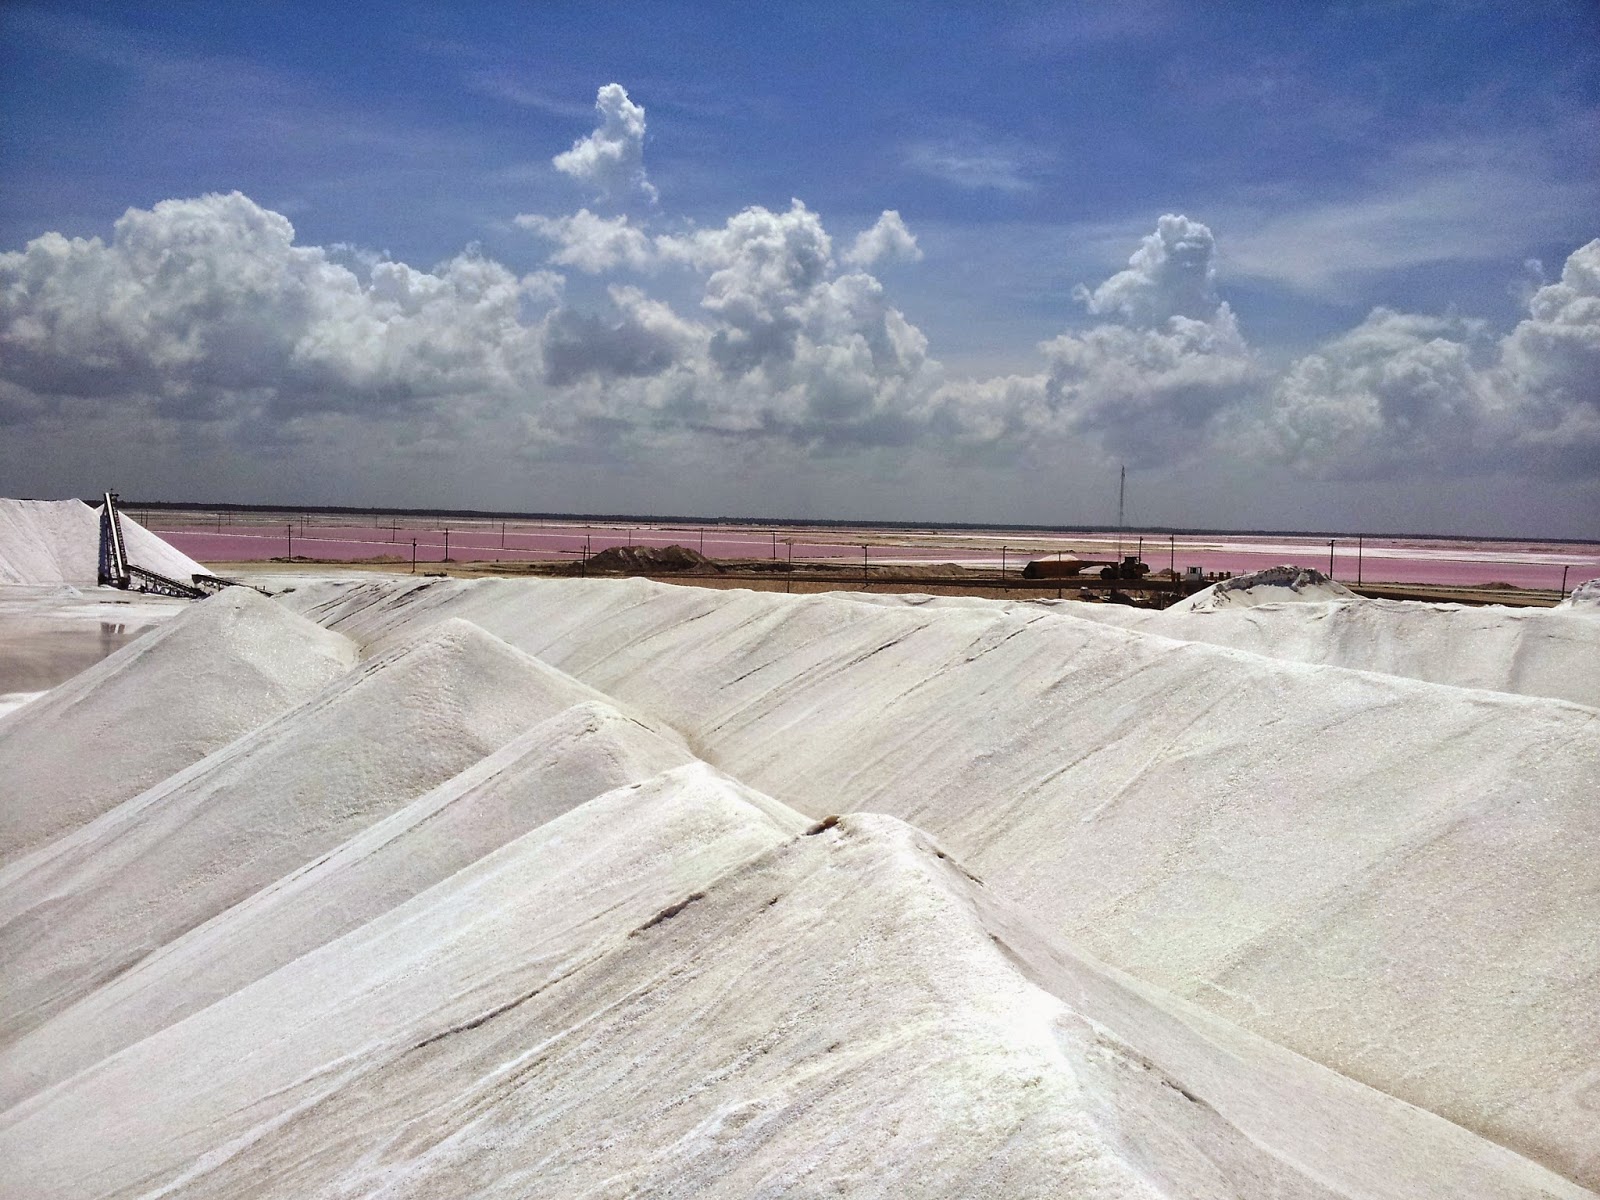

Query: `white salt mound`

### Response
(1557, 577, 1600, 610)
(282, 575, 1600, 1187)
(0, 498, 210, 586)
(0, 809, 1580, 1199)
(853, 577, 1600, 708)
(1065, 588, 1600, 707)
(1172, 564, 1358, 611)
(0, 699, 695, 1109)
(0, 587, 357, 865)
(0, 763, 809, 1199)
(0, 617, 620, 1043)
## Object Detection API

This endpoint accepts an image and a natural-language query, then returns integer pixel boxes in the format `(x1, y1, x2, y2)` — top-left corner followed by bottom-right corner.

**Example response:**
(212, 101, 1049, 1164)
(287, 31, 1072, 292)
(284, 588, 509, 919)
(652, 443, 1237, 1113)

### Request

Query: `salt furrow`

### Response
(0, 810, 1579, 1199)
(283, 575, 1600, 1186)
(0, 700, 693, 1109)
(0, 618, 623, 1044)
(0, 587, 356, 865)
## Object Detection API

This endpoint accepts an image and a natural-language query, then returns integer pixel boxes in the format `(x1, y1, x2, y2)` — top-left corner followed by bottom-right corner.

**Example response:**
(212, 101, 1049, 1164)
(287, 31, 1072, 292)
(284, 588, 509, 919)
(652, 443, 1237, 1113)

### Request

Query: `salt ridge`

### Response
(0, 807, 1580, 1198)
(0, 700, 695, 1109)
(0, 587, 357, 865)
(282, 574, 1600, 1184)
(0, 617, 624, 1043)
(839, 577, 1600, 707)
(2, 564, 1594, 1192)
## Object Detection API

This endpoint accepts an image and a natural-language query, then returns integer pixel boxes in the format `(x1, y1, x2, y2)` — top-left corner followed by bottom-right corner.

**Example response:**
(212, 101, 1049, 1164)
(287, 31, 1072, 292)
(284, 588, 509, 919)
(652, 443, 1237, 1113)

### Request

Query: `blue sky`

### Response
(2, 1, 1597, 535)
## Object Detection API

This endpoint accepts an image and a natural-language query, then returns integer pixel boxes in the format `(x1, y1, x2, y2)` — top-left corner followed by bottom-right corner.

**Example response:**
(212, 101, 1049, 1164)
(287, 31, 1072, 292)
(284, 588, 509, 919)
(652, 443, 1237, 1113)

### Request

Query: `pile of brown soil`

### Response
(581, 544, 717, 574)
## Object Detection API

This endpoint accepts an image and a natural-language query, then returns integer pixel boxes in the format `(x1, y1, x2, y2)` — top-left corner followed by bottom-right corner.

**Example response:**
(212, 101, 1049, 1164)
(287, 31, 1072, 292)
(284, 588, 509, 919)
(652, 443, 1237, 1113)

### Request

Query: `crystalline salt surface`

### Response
(0, 556, 1595, 1195)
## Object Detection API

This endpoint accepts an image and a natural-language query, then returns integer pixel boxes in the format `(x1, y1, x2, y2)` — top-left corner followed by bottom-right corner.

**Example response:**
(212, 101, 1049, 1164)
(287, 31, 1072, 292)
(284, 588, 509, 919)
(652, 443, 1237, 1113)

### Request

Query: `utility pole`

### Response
(1357, 536, 1363, 585)
(861, 544, 868, 590)
(1328, 539, 1335, 578)
(501, 521, 506, 549)
(410, 539, 417, 573)
(1116, 464, 1126, 559)
(1001, 546, 1007, 589)
(1169, 534, 1175, 578)
(286, 524, 293, 561)
(771, 530, 777, 560)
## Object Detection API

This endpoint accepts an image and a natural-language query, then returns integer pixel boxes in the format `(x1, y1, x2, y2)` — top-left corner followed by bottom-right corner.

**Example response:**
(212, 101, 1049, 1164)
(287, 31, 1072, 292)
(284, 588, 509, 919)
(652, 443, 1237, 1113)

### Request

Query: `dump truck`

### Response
(1099, 556, 1151, 581)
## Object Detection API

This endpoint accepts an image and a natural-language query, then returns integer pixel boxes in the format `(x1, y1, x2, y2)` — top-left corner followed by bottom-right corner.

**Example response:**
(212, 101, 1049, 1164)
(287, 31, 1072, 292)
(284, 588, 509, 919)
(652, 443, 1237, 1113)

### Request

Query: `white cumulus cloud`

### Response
(0, 192, 546, 422)
(843, 211, 923, 268)
(1258, 239, 1600, 478)
(514, 209, 655, 273)
(552, 83, 657, 204)
(1261, 309, 1494, 477)
(1075, 213, 1222, 326)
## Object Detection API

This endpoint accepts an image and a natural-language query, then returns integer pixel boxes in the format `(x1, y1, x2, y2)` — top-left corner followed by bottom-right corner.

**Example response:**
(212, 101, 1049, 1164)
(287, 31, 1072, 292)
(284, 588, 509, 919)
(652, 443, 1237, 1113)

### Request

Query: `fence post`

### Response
(286, 524, 293, 561)
(411, 540, 416, 573)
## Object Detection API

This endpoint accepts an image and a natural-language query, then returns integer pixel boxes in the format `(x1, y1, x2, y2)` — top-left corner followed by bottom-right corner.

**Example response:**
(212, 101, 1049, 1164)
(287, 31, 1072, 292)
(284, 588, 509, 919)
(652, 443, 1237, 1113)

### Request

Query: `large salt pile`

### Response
(0, 617, 628, 1043)
(1172, 564, 1358, 611)
(0, 803, 1581, 1198)
(0, 587, 357, 864)
(855, 571, 1600, 707)
(0, 498, 210, 586)
(1050, 573, 1600, 707)
(0, 699, 696, 1106)
(282, 575, 1600, 1186)
(1557, 577, 1600, 610)
(4, 570, 1596, 1194)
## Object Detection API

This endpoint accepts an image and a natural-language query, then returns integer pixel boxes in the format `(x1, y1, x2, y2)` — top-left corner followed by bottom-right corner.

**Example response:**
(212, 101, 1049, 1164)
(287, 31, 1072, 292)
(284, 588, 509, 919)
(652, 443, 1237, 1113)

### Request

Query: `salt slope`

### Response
(0, 617, 626, 1045)
(0, 588, 357, 865)
(284, 575, 1600, 1187)
(0, 498, 209, 585)
(1137, 565, 1600, 706)
(1558, 577, 1600, 610)
(0, 700, 694, 1109)
(0, 812, 1581, 1199)
(1173, 565, 1359, 611)
(843, 582, 1600, 707)
(0, 765, 809, 1199)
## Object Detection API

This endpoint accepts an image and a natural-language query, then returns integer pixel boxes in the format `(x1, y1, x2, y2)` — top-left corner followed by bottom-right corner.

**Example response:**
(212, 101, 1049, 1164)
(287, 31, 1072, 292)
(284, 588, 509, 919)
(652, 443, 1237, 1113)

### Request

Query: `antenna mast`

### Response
(1116, 465, 1125, 558)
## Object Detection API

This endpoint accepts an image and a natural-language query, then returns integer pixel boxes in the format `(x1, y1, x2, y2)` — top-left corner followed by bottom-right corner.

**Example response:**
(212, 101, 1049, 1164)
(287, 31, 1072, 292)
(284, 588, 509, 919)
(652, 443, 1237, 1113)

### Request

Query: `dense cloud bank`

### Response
(1, 82, 1595, 489)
